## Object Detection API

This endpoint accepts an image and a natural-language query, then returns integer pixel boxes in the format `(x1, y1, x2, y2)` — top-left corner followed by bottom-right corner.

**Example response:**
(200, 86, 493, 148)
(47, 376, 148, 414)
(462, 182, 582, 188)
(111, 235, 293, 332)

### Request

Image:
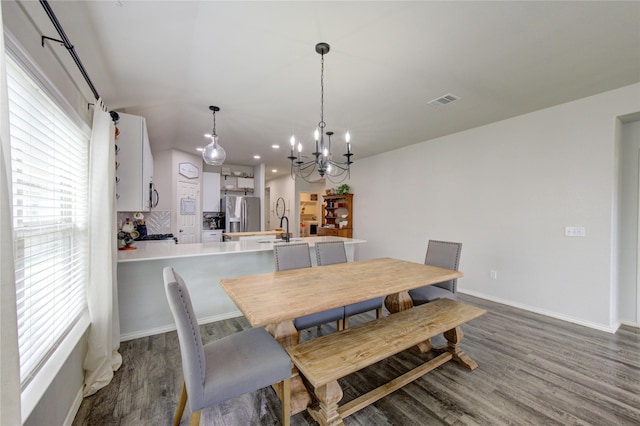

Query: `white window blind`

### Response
(6, 55, 90, 387)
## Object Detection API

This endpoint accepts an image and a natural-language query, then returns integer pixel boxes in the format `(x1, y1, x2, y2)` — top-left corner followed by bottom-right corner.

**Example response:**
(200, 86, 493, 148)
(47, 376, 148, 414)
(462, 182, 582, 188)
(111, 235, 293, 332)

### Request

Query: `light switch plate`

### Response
(565, 226, 586, 237)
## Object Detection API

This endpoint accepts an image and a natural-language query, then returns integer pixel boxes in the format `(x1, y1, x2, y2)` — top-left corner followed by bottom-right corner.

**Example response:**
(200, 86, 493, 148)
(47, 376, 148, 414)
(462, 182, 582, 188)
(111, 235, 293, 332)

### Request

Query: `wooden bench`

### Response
(286, 298, 487, 426)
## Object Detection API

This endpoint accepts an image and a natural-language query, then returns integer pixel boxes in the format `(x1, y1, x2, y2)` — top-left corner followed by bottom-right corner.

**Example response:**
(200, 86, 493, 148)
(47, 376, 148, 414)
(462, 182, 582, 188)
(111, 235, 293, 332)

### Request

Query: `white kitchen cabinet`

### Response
(201, 230, 223, 243)
(202, 172, 221, 212)
(116, 113, 155, 211)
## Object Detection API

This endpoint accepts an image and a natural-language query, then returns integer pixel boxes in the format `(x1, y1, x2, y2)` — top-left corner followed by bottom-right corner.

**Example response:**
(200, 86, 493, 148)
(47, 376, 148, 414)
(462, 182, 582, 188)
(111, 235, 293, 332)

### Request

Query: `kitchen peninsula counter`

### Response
(118, 236, 364, 262)
(222, 230, 289, 240)
(117, 237, 365, 340)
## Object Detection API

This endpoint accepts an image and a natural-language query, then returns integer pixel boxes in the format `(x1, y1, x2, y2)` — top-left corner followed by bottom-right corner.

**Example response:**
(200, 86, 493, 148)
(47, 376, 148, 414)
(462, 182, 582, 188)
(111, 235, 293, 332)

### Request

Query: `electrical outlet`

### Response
(490, 270, 498, 280)
(565, 226, 586, 237)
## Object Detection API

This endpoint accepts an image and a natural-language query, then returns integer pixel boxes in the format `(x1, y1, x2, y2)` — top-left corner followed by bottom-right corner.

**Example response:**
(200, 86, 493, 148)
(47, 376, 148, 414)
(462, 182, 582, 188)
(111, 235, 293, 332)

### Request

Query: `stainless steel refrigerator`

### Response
(221, 195, 260, 233)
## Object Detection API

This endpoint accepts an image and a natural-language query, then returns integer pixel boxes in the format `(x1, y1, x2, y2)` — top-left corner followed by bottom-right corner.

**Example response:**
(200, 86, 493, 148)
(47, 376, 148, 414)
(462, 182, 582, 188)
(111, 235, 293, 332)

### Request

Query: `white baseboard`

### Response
(621, 319, 640, 328)
(119, 310, 243, 342)
(458, 289, 620, 333)
(63, 387, 84, 426)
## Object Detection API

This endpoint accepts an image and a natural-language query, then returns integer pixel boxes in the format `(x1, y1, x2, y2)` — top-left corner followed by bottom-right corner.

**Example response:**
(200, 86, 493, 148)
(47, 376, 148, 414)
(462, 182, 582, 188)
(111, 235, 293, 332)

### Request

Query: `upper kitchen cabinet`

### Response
(202, 171, 221, 212)
(116, 113, 156, 211)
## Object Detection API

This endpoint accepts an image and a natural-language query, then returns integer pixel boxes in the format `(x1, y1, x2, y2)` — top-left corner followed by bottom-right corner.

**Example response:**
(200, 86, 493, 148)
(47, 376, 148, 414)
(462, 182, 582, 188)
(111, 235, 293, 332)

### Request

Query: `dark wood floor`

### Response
(72, 294, 640, 425)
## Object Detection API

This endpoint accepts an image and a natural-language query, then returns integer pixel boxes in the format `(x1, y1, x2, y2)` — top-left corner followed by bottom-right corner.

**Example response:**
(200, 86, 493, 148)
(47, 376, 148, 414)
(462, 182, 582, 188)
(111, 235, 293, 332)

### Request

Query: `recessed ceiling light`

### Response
(196, 147, 204, 152)
(272, 144, 280, 149)
(253, 155, 261, 159)
(204, 133, 212, 138)
(271, 169, 278, 173)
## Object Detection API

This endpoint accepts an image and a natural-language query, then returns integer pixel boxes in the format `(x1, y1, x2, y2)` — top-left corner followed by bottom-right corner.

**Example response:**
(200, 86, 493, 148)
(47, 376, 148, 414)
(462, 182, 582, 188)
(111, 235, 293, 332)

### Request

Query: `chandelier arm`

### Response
(291, 161, 320, 181)
(326, 162, 350, 172)
(297, 161, 320, 174)
(325, 172, 350, 184)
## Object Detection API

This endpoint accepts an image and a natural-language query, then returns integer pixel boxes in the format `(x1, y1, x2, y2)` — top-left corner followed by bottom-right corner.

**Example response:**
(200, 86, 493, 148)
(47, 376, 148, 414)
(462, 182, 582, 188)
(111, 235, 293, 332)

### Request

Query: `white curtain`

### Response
(0, 1, 22, 424)
(82, 99, 122, 396)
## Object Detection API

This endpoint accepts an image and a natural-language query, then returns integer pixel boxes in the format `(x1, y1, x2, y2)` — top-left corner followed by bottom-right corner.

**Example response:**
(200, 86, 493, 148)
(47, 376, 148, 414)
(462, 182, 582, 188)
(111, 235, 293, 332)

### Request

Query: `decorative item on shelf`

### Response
(336, 184, 350, 195)
(221, 167, 231, 176)
(288, 42, 353, 183)
(202, 105, 226, 166)
(118, 218, 138, 250)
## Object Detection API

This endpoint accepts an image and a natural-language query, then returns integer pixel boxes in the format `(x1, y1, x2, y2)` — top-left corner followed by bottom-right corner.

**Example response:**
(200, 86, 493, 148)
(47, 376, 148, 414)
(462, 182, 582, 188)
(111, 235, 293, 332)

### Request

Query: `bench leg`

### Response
(308, 381, 344, 426)
(266, 321, 312, 415)
(443, 326, 478, 370)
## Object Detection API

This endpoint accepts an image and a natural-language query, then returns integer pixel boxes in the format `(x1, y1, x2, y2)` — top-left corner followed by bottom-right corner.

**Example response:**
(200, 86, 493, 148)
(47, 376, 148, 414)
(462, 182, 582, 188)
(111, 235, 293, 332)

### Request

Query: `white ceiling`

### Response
(17, 1, 640, 178)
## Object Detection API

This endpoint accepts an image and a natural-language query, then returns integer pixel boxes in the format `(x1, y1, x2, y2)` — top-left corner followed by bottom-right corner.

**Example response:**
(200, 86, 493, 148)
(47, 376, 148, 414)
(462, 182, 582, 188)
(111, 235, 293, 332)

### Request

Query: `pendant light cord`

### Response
(212, 109, 217, 137)
(319, 53, 325, 130)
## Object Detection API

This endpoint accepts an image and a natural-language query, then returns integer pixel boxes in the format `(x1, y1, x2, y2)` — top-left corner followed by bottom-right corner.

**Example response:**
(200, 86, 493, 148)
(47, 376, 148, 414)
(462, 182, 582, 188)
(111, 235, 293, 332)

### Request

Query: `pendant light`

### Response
(202, 105, 226, 166)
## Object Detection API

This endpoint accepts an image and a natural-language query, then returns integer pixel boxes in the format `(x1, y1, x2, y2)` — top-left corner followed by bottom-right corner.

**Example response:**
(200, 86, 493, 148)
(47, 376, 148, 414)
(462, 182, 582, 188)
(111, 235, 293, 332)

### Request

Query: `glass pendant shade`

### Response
(202, 135, 226, 165)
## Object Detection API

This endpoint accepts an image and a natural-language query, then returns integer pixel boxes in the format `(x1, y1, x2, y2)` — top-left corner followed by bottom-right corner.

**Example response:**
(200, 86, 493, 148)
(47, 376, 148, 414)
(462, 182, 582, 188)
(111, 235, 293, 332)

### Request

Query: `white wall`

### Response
(351, 83, 640, 331)
(619, 119, 640, 324)
(23, 336, 86, 426)
(266, 174, 295, 234)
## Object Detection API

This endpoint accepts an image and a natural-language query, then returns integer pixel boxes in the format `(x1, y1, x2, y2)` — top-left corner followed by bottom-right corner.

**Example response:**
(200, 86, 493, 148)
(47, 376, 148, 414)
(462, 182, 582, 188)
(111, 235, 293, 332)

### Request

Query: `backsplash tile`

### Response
(118, 211, 171, 234)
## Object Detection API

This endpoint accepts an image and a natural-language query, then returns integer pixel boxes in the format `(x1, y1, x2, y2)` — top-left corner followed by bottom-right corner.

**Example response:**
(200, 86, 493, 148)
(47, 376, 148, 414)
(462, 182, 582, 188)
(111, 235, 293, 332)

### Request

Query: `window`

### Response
(6, 54, 90, 388)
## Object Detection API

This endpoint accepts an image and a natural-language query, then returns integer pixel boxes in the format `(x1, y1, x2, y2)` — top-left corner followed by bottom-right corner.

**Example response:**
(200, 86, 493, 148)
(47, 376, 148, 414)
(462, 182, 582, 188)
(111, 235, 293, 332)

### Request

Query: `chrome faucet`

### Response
(279, 215, 290, 242)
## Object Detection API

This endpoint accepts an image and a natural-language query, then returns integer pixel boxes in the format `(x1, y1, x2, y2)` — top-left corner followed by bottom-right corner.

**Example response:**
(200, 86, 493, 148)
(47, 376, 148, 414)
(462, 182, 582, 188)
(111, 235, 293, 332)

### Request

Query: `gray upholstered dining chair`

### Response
(315, 240, 383, 329)
(273, 242, 345, 332)
(408, 240, 462, 306)
(163, 267, 291, 426)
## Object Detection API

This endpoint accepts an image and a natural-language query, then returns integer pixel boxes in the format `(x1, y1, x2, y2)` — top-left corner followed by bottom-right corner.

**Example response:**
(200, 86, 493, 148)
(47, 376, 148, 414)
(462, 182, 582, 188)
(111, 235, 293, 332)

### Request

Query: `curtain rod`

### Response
(39, 0, 100, 101)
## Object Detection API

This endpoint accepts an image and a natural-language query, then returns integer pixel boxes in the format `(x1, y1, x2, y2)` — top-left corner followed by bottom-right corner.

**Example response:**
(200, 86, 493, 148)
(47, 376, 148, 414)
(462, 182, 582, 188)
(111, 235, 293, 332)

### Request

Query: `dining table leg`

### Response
(384, 291, 432, 353)
(383, 290, 414, 313)
(266, 320, 313, 416)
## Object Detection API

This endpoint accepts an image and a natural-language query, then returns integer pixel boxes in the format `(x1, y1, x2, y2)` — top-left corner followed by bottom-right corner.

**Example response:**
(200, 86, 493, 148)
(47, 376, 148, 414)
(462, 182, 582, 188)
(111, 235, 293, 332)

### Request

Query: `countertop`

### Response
(222, 230, 285, 238)
(117, 236, 366, 263)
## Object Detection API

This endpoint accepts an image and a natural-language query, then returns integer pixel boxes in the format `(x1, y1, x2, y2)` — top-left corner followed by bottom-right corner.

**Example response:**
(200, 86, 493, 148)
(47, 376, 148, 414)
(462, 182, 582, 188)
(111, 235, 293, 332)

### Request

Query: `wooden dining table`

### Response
(219, 257, 464, 415)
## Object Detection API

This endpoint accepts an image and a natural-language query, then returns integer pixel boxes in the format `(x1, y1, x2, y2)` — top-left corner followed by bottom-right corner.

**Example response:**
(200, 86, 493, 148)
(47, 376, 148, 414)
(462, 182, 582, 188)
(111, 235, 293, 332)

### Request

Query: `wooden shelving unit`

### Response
(319, 193, 353, 238)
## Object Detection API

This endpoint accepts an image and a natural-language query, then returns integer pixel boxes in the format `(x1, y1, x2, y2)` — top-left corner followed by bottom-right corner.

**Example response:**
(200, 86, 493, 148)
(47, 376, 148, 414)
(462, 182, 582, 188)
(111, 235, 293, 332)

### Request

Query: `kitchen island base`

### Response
(117, 237, 364, 341)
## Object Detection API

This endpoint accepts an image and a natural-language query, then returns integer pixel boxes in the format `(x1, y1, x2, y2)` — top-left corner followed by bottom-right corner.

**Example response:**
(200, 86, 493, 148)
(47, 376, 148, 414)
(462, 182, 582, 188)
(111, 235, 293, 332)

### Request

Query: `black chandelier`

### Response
(288, 42, 353, 183)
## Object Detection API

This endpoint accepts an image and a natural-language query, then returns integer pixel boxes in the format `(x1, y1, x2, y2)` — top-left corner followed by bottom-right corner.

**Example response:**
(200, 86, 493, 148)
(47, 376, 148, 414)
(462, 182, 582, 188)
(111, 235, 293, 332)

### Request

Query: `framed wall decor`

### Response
(179, 162, 199, 179)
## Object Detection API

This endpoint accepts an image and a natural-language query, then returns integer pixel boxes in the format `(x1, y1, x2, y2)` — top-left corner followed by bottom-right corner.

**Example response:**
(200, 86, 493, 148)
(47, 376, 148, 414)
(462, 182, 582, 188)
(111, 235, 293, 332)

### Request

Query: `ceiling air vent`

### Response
(428, 93, 461, 107)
